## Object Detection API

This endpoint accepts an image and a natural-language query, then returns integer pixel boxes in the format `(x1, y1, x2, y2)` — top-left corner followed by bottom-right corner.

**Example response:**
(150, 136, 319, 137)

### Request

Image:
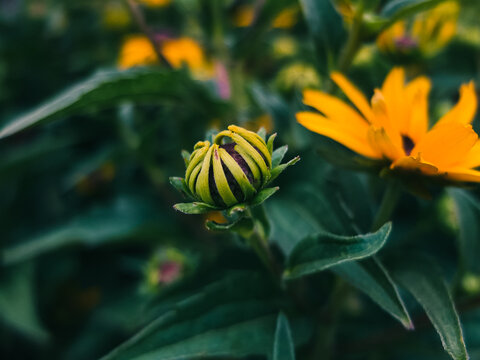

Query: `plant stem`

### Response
(337, 5, 364, 74)
(371, 180, 401, 231)
(125, 0, 172, 69)
(244, 207, 279, 281)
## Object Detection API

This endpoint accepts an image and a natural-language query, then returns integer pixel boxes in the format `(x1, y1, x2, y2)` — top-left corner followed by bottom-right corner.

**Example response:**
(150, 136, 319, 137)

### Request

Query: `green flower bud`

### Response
(185, 125, 272, 208)
(172, 125, 299, 214)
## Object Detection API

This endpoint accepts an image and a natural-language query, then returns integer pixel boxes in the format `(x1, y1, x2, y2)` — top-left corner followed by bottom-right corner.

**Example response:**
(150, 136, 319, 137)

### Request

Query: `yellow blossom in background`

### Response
(272, 7, 299, 29)
(377, 1, 459, 56)
(297, 67, 480, 183)
(233, 5, 255, 27)
(138, 0, 171, 7)
(161, 37, 214, 78)
(275, 62, 322, 92)
(118, 35, 157, 69)
(103, 2, 131, 29)
(271, 35, 298, 58)
(233, 5, 299, 29)
(244, 114, 274, 133)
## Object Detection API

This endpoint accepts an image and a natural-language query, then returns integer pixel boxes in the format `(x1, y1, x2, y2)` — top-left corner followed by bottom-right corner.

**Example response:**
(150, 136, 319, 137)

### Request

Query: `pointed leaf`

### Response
(448, 188, 480, 274)
(272, 145, 288, 168)
(273, 313, 296, 360)
(268, 157, 300, 185)
(392, 255, 468, 360)
(284, 223, 391, 280)
(169, 177, 192, 199)
(100, 272, 312, 360)
(0, 68, 222, 139)
(332, 258, 412, 329)
(251, 187, 280, 207)
(173, 202, 218, 215)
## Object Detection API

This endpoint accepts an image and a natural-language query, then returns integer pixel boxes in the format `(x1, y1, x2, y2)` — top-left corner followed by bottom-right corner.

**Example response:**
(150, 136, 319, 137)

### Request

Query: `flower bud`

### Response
(185, 125, 273, 208)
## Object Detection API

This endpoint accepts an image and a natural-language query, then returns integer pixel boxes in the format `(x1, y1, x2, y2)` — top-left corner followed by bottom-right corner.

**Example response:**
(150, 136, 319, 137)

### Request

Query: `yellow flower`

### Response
(138, 0, 171, 7)
(271, 7, 299, 29)
(103, 2, 131, 29)
(297, 67, 480, 183)
(377, 1, 459, 56)
(118, 36, 213, 78)
(117, 35, 157, 69)
(233, 5, 299, 29)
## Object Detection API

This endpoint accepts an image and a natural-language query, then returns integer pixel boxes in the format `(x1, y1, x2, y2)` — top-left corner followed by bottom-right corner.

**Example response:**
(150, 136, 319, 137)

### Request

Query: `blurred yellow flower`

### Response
(377, 1, 459, 56)
(234, 5, 299, 29)
(244, 114, 274, 133)
(271, 36, 298, 58)
(297, 67, 480, 183)
(272, 7, 299, 29)
(161, 37, 205, 71)
(276, 62, 322, 92)
(118, 35, 157, 69)
(118, 36, 213, 78)
(103, 2, 131, 29)
(138, 0, 171, 7)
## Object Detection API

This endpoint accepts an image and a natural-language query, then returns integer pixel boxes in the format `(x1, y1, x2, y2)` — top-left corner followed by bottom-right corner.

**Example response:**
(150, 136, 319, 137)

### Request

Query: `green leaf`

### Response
(169, 177, 192, 199)
(376, 0, 446, 33)
(251, 187, 280, 207)
(448, 188, 480, 274)
(173, 202, 218, 214)
(268, 156, 300, 185)
(0, 68, 222, 139)
(299, 0, 346, 74)
(100, 272, 312, 360)
(332, 258, 412, 329)
(381, 0, 444, 18)
(392, 255, 468, 360)
(272, 145, 288, 168)
(284, 222, 391, 280)
(273, 313, 296, 360)
(3, 196, 160, 265)
(0, 264, 49, 342)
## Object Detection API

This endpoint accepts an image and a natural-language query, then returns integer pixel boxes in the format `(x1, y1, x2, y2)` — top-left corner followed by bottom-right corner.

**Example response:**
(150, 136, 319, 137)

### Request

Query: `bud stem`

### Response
(244, 207, 280, 281)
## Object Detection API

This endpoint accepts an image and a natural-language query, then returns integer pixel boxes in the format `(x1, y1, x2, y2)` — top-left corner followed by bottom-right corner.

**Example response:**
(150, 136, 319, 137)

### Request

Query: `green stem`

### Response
(371, 180, 401, 231)
(244, 207, 279, 281)
(337, 5, 364, 73)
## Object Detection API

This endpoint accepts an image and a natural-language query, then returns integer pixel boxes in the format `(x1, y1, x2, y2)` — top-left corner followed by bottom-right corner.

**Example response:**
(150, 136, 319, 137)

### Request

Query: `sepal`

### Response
(169, 177, 194, 199)
(267, 156, 300, 185)
(271, 145, 288, 168)
(173, 202, 219, 214)
(250, 187, 280, 207)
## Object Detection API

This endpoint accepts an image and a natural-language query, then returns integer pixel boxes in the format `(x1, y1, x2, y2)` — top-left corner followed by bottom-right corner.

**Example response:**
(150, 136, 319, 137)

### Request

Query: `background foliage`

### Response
(1, 0, 480, 359)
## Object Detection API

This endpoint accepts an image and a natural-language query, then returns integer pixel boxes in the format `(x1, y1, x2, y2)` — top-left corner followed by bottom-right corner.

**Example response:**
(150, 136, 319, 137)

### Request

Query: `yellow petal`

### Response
(302, 89, 368, 130)
(390, 155, 438, 175)
(458, 141, 480, 169)
(296, 111, 381, 159)
(330, 72, 375, 123)
(368, 127, 404, 161)
(412, 122, 478, 169)
(443, 168, 480, 183)
(370, 90, 403, 152)
(435, 81, 477, 126)
(381, 68, 408, 134)
(405, 76, 431, 142)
